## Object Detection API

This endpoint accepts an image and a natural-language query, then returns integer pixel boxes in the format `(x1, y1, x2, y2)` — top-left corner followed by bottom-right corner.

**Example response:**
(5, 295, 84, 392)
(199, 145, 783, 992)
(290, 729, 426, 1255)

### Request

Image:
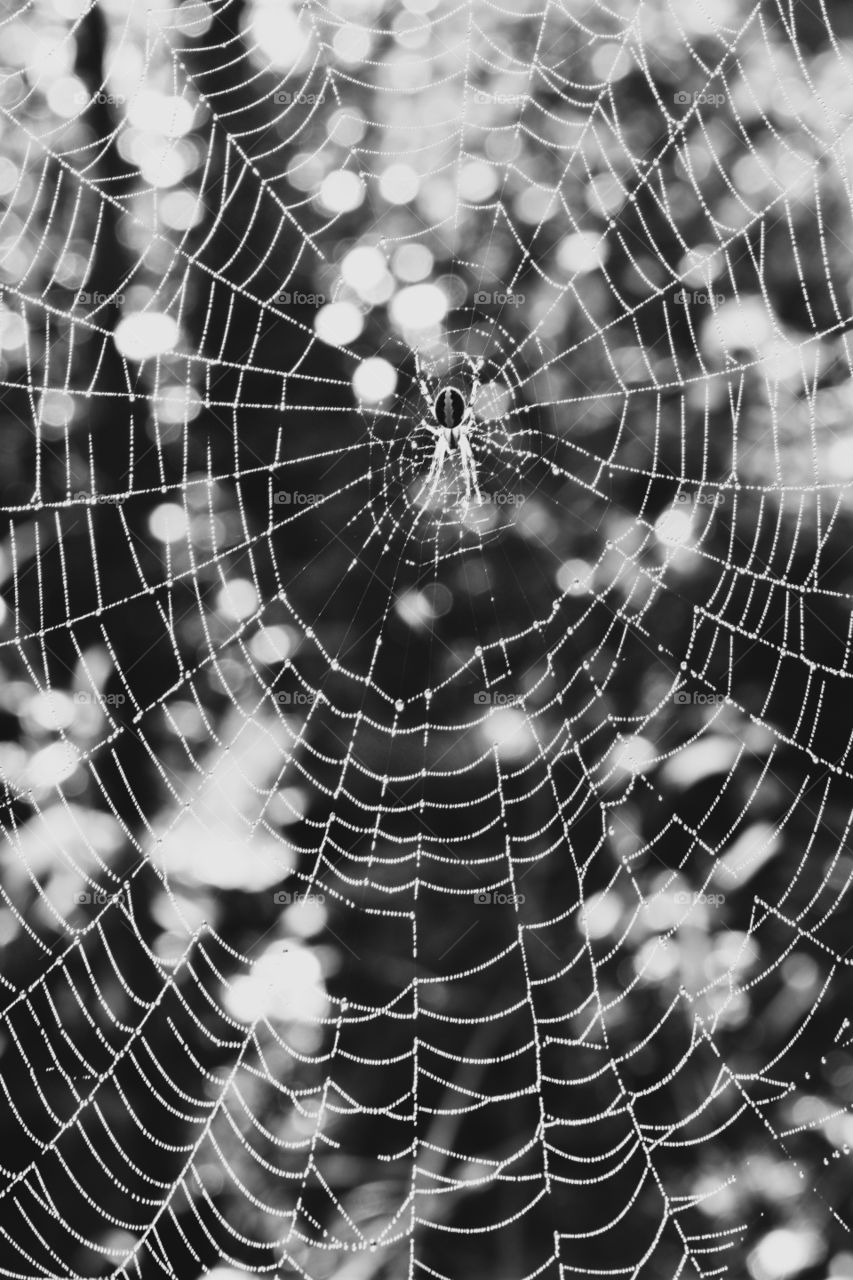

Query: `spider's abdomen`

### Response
(434, 387, 467, 433)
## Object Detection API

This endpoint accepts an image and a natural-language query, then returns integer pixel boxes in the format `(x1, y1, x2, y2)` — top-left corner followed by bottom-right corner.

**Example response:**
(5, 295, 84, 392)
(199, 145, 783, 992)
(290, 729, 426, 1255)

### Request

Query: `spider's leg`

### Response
(417, 374, 434, 412)
(417, 429, 448, 505)
(453, 433, 467, 508)
(458, 431, 482, 506)
(454, 446, 469, 510)
(427, 431, 448, 486)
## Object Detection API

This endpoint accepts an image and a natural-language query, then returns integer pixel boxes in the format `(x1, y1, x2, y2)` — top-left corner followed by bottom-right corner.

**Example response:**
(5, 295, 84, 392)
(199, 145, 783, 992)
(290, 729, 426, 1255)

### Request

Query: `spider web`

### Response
(1, 0, 853, 1276)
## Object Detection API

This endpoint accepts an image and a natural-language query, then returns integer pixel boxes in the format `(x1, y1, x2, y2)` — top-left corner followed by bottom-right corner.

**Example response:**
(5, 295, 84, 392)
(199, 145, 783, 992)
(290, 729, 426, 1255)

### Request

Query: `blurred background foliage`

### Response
(2, 0, 853, 1277)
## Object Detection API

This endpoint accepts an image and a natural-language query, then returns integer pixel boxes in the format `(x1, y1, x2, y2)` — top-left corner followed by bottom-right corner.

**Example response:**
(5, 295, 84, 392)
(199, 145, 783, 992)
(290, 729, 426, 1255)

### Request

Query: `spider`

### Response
(416, 381, 482, 507)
